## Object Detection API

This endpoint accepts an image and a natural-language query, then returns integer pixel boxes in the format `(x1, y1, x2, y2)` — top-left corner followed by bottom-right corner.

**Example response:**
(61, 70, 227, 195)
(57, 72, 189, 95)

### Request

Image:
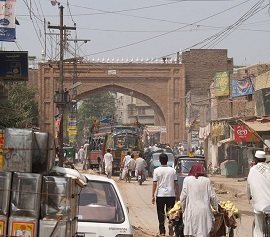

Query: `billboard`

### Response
(233, 124, 259, 143)
(231, 76, 255, 98)
(0, 51, 28, 80)
(214, 71, 230, 97)
(0, 0, 16, 41)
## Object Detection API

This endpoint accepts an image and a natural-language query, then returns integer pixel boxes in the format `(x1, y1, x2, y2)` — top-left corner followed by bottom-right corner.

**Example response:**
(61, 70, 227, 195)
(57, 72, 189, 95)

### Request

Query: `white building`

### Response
(115, 93, 155, 125)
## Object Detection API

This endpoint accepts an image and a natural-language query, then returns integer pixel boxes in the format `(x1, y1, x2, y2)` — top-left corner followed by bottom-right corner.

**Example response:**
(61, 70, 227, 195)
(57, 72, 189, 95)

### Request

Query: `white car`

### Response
(76, 174, 133, 237)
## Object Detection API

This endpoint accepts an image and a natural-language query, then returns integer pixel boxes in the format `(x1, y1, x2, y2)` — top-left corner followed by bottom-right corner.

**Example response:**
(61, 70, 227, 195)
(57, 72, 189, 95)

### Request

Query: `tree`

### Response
(0, 83, 39, 128)
(77, 92, 116, 139)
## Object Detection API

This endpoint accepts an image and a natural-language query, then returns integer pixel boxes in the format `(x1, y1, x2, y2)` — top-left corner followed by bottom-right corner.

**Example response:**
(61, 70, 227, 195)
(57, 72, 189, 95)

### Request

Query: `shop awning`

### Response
(243, 121, 270, 132)
(217, 138, 234, 147)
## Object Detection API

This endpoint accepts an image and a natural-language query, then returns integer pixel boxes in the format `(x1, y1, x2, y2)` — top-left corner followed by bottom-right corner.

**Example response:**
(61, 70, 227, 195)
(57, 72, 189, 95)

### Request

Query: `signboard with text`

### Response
(0, 51, 28, 80)
(233, 125, 259, 143)
(214, 71, 230, 97)
(0, 0, 16, 41)
(191, 130, 199, 148)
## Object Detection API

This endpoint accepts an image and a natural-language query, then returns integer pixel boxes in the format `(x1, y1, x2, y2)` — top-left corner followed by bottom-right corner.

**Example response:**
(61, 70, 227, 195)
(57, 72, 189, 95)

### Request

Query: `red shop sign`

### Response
(233, 125, 259, 143)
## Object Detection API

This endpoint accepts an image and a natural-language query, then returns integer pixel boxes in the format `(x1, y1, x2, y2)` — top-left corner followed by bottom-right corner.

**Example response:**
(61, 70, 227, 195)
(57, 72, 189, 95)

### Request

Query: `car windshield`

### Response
(179, 160, 205, 173)
(152, 153, 174, 162)
(78, 180, 125, 223)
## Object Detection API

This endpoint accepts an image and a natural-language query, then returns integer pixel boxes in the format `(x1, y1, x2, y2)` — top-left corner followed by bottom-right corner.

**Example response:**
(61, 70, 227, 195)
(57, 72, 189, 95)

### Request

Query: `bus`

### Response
(87, 125, 143, 174)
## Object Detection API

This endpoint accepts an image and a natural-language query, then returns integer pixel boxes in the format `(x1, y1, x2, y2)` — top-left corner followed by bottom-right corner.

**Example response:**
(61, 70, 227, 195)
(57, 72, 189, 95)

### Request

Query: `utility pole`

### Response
(48, 5, 76, 167)
(65, 37, 89, 145)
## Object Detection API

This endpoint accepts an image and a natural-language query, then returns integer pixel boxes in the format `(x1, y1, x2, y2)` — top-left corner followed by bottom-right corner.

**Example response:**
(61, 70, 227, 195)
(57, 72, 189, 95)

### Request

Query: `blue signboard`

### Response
(231, 76, 255, 98)
(0, 0, 16, 41)
(0, 51, 28, 80)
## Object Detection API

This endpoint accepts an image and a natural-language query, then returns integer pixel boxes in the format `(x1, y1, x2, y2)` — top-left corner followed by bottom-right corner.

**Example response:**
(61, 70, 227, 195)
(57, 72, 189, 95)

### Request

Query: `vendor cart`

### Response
(167, 209, 184, 237)
(167, 204, 237, 237)
(210, 205, 237, 237)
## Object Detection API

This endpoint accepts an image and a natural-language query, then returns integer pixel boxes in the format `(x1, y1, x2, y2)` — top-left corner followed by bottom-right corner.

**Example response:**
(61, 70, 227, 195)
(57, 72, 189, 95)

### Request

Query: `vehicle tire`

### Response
(149, 170, 152, 178)
(139, 179, 142, 185)
(252, 219, 255, 237)
(265, 214, 270, 237)
(125, 171, 129, 183)
(119, 170, 122, 180)
(174, 221, 183, 237)
(228, 228, 234, 237)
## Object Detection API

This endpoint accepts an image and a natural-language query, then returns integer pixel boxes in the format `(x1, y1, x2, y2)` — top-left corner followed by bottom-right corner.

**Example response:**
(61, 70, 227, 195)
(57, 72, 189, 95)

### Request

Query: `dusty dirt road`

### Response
(115, 176, 254, 237)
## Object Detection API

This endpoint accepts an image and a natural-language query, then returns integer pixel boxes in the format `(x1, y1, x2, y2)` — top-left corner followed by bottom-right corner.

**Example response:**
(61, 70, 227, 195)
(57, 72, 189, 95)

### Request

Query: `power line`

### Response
(80, 0, 252, 57)
(160, 0, 268, 58)
(67, 1, 181, 16)
(201, 0, 267, 49)
(22, 0, 45, 50)
(66, 0, 76, 24)
(76, 24, 270, 33)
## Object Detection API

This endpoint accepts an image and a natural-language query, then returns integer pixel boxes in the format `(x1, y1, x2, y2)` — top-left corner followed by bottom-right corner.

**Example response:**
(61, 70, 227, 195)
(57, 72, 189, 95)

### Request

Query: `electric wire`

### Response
(67, 1, 181, 16)
(22, 0, 45, 51)
(22, 0, 80, 60)
(159, 0, 268, 59)
(201, 0, 266, 49)
(207, 3, 268, 48)
(76, 24, 270, 33)
(67, 0, 76, 24)
(79, 0, 252, 57)
(15, 41, 23, 51)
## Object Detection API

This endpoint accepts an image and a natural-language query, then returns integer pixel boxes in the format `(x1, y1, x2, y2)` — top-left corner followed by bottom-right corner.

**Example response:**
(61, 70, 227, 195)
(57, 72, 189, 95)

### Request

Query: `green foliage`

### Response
(77, 92, 116, 134)
(0, 83, 39, 128)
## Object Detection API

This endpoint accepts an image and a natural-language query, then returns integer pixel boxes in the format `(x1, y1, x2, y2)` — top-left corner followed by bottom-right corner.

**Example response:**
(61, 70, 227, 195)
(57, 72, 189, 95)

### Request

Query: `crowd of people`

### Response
(75, 142, 269, 237)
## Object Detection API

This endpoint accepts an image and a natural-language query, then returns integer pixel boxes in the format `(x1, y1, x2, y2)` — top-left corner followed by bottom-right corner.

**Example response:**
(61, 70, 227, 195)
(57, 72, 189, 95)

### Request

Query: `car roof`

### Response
(178, 157, 205, 161)
(83, 174, 117, 184)
(176, 154, 204, 158)
(152, 152, 174, 156)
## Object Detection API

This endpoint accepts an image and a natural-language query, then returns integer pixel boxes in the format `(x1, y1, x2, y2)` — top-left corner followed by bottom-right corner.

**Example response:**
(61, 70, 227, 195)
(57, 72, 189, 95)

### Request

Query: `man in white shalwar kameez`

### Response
(103, 149, 113, 178)
(180, 163, 218, 237)
(247, 150, 270, 237)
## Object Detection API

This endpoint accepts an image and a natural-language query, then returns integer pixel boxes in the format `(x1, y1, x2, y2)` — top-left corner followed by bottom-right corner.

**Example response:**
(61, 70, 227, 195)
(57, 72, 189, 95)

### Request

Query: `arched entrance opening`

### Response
(76, 85, 166, 145)
(38, 62, 185, 146)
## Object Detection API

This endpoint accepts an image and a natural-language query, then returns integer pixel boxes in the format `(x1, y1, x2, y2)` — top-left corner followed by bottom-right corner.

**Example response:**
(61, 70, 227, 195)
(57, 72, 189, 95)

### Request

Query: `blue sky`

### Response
(2, 0, 270, 65)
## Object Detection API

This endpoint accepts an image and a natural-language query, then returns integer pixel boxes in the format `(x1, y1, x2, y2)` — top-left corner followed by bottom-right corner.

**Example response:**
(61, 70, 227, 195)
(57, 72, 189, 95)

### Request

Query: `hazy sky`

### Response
(2, 0, 270, 65)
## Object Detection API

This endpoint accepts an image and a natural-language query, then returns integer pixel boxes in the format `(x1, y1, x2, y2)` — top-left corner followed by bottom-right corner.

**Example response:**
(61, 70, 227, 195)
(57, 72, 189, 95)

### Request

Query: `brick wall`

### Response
(182, 49, 233, 96)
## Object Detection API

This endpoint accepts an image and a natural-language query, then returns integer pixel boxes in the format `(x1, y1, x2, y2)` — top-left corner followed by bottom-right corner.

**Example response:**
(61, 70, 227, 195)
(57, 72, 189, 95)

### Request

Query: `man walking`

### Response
(121, 151, 132, 180)
(152, 153, 180, 236)
(77, 146, 85, 163)
(103, 149, 113, 178)
(247, 150, 270, 237)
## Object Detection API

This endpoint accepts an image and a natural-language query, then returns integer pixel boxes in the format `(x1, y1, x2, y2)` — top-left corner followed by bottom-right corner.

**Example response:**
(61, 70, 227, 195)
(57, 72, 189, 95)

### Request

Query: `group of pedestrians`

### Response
(121, 151, 147, 180)
(151, 149, 270, 237)
(100, 149, 148, 180)
(152, 153, 217, 236)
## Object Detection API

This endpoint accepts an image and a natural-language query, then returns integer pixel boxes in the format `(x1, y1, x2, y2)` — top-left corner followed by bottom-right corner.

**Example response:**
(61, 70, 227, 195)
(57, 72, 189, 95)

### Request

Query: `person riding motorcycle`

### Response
(247, 150, 270, 237)
(135, 152, 147, 181)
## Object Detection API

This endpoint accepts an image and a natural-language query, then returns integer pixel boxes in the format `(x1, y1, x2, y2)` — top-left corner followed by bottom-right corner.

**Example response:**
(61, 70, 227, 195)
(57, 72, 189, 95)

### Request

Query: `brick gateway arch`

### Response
(37, 62, 186, 146)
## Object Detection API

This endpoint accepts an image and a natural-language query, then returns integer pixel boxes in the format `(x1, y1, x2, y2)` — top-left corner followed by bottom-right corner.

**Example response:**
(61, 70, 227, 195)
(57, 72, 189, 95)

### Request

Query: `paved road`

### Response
(116, 176, 254, 237)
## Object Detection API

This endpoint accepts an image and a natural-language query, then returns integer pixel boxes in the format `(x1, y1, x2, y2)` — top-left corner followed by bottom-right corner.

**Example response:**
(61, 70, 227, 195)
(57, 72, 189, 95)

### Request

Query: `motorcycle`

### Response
(137, 170, 145, 185)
